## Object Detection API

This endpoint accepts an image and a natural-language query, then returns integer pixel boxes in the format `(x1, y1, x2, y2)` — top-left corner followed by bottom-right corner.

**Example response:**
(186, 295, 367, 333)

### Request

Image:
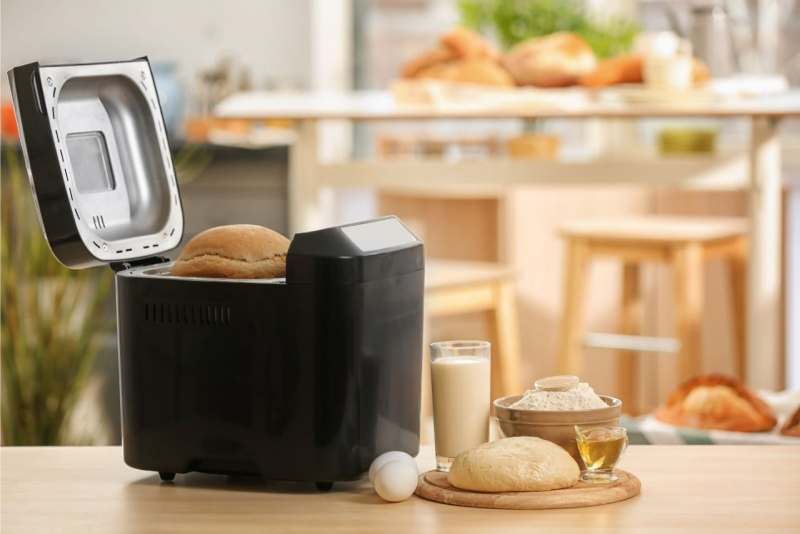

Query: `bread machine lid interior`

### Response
(8, 58, 183, 268)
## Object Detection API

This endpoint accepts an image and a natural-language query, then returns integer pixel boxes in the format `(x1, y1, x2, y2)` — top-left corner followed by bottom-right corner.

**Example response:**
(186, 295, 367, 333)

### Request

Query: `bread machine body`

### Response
(10, 58, 424, 487)
(116, 217, 424, 486)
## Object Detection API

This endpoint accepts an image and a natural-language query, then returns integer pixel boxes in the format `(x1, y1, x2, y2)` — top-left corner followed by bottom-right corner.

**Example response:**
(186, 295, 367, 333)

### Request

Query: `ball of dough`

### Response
(447, 437, 579, 492)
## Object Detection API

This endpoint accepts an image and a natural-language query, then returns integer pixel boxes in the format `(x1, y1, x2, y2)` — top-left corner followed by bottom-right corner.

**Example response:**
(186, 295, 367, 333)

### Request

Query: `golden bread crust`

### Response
(440, 27, 500, 60)
(400, 26, 505, 84)
(401, 48, 458, 78)
(578, 54, 644, 87)
(415, 58, 515, 87)
(579, 55, 711, 88)
(502, 32, 597, 87)
(171, 224, 290, 279)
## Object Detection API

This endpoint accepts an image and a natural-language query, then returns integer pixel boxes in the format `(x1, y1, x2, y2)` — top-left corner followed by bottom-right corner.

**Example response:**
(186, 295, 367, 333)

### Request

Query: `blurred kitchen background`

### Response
(2, 0, 800, 446)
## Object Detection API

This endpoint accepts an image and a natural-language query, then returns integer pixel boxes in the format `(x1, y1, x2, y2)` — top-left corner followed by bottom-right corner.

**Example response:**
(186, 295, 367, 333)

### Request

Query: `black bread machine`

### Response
(9, 58, 424, 489)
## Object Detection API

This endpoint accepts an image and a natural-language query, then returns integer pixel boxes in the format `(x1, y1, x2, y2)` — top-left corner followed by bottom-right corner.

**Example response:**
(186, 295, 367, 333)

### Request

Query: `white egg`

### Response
(368, 451, 416, 485)
(374, 460, 419, 503)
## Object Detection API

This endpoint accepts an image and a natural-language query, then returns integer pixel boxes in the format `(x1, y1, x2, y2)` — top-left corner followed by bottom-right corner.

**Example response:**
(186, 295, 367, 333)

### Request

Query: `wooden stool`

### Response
(421, 260, 523, 429)
(557, 216, 747, 415)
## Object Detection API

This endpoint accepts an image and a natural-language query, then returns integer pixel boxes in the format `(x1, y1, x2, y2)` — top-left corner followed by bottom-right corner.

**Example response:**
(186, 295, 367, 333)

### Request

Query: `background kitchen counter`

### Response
(2, 445, 797, 533)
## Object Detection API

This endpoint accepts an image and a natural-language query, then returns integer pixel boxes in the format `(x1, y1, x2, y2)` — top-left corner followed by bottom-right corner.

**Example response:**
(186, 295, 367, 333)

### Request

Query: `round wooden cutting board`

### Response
(415, 470, 641, 510)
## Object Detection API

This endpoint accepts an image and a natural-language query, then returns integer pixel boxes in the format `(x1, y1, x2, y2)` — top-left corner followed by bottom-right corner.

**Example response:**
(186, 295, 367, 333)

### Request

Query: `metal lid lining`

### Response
(36, 59, 182, 264)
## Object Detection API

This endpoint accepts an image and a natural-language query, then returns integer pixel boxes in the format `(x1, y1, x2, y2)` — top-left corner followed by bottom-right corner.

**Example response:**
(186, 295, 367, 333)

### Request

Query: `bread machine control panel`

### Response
(340, 218, 419, 252)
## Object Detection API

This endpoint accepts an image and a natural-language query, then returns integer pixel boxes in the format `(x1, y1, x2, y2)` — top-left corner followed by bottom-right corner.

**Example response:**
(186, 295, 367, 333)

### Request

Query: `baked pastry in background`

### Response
(401, 48, 458, 79)
(401, 28, 711, 91)
(414, 57, 515, 87)
(400, 26, 512, 87)
(654, 374, 777, 432)
(172, 224, 290, 279)
(691, 58, 711, 85)
(501, 32, 597, 87)
(780, 405, 800, 437)
(578, 54, 644, 87)
(579, 55, 711, 88)
(440, 26, 500, 60)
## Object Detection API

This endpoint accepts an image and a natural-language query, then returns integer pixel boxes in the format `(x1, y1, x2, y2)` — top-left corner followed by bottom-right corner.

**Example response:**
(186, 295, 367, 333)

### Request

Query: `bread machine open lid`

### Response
(8, 57, 183, 269)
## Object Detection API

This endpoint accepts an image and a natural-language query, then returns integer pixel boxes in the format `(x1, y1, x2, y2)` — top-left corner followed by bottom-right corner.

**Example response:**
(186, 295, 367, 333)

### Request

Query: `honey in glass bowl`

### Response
(574, 426, 628, 483)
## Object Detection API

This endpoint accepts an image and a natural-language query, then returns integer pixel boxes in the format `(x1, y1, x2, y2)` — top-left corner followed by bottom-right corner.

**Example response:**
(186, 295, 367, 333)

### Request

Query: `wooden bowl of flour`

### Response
(493, 395, 622, 468)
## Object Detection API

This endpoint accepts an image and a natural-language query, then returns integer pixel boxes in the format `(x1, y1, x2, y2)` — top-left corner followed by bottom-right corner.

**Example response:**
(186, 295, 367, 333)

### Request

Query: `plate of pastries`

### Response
(392, 27, 710, 106)
(653, 374, 800, 438)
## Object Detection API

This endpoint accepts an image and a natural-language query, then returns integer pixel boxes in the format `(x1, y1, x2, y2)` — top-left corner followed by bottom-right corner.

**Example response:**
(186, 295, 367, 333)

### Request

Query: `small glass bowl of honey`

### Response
(574, 425, 628, 483)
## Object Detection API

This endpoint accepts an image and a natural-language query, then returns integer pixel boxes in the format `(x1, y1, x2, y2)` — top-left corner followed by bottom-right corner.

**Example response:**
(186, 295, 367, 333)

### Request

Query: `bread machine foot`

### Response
(315, 482, 333, 491)
(159, 472, 176, 481)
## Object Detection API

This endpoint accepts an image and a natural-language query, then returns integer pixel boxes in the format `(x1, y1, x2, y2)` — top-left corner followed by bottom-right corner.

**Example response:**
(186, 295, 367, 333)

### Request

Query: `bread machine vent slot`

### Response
(144, 302, 232, 326)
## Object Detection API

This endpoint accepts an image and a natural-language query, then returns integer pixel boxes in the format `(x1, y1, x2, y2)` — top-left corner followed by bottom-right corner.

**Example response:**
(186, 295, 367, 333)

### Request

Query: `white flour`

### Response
(510, 383, 606, 410)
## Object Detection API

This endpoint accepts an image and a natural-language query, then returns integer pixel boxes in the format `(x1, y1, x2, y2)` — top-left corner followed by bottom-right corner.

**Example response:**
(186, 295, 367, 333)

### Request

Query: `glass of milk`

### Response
(430, 341, 491, 472)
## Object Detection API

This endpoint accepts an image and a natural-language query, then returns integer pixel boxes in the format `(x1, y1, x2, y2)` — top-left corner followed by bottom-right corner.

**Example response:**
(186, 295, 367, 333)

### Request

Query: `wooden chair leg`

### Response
(618, 262, 641, 415)
(673, 243, 704, 384)
(493, 280, 523, 398)
(728, 238, 748, 381)
(485, 306, 503, 402)
(558, 239, 589, 376)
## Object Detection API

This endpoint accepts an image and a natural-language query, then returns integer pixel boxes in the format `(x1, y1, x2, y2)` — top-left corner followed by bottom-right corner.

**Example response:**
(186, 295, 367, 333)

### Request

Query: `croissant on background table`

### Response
(400, 27, 514, 87)
(653, 374, 777, 433)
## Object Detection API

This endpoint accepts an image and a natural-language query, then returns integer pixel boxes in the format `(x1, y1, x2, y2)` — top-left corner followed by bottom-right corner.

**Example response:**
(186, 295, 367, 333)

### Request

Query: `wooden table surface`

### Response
(2, 445, 798, 533)
(215, 89, 800, 120)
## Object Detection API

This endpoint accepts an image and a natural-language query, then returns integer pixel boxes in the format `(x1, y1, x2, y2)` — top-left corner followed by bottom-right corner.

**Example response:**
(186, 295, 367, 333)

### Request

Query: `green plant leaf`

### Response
(458, 0, 638, 58)
(1, 147, 114, 445)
